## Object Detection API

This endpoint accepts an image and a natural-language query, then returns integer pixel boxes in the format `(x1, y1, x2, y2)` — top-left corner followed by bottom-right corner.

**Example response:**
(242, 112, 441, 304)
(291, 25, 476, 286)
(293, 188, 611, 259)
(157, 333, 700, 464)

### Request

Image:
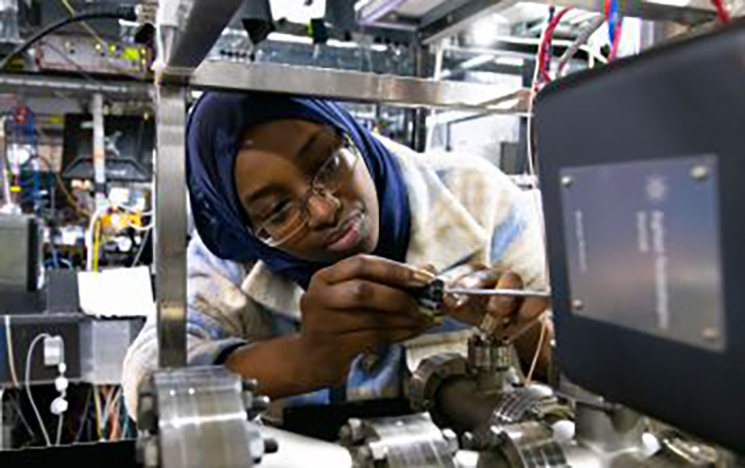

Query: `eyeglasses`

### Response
(250, 132, 361, 247)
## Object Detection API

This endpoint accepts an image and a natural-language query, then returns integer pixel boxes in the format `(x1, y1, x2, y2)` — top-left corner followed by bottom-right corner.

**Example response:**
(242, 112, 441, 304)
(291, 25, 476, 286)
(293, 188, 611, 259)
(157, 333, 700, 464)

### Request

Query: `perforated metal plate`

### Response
(559, 155, 725, 352)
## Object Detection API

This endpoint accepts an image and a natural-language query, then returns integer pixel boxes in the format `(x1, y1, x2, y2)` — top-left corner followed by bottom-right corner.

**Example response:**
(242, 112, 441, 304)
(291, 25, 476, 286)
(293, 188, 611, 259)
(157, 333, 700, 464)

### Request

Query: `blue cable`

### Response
(608, 0, 619, 45)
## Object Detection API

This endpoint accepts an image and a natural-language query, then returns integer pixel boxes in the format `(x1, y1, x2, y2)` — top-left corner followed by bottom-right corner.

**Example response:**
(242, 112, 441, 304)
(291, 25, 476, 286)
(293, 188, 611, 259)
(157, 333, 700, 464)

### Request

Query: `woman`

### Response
(123, 91, 550, 414)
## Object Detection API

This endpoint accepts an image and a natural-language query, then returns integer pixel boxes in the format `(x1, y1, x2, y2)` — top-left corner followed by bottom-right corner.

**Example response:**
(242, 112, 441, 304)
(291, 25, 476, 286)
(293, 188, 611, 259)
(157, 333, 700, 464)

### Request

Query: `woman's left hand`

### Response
(440, 264, 549, 340)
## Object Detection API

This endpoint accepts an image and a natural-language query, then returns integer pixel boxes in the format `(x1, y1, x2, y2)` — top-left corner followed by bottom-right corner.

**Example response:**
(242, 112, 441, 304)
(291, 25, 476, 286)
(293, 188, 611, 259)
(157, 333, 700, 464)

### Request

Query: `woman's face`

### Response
(234, 119, 380, 263)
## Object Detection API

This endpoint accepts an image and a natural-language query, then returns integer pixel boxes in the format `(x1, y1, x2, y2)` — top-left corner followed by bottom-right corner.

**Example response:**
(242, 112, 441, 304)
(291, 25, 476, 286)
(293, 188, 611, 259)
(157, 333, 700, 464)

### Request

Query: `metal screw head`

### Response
(690, 165, 709, 181)
(702, 327, 719, 341)
(572, 299, 585, 311)
(561, 175, 574, 187)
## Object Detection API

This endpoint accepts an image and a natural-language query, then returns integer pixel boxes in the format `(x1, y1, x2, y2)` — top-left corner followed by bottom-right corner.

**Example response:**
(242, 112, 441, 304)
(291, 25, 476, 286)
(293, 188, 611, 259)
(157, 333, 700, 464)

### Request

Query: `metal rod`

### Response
(445, 288, 551, 299)
(91, 93, 106, 210)
(155, 86, 187, 368)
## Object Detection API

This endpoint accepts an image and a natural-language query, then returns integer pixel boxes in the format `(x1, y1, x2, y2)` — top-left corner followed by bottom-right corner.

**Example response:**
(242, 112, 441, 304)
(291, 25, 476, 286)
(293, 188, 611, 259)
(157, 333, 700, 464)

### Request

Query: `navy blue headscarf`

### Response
(186, 92, 411, 289)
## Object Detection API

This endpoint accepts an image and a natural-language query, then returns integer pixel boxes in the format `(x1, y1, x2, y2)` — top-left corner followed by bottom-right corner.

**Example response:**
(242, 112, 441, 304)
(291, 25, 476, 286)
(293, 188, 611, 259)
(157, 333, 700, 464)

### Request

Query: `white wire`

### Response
(126, 221, 154, 232)
(523, 14, 553, 383)
(86, 203, 111, 271)
(25, 333, 53, 446)
(55, 414, 64, 446)
(526, 318, 549, 384)
(101, 386, 122, 436)
(4, 315, 19, 388)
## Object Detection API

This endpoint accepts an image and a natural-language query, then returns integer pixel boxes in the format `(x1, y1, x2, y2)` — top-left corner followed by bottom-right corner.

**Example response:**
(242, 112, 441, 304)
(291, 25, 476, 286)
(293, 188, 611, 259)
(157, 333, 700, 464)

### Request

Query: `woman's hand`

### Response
(441, 263, 549, 341)
(299, 254, 437, 386)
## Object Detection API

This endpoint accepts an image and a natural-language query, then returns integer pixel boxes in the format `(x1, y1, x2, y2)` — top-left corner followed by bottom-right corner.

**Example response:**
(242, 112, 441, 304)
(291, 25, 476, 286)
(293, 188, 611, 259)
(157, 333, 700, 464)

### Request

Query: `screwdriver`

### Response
(410, 279, 551, 314)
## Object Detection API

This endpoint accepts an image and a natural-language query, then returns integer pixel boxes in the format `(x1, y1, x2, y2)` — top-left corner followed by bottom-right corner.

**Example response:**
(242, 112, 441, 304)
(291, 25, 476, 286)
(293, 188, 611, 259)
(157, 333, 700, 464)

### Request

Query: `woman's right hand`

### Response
(299, 254, 437, 386)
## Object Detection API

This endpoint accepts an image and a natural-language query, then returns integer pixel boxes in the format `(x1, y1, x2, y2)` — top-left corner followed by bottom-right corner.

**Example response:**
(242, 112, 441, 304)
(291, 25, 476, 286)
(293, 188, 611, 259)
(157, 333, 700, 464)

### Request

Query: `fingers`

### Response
(315, 255, 435, 288)
(318, 279, 422, 315)
(486, 271, 524, 322)
(341, 326, 428, 352)
(442, 264, 502, 311)
(486, 272, 550, 340)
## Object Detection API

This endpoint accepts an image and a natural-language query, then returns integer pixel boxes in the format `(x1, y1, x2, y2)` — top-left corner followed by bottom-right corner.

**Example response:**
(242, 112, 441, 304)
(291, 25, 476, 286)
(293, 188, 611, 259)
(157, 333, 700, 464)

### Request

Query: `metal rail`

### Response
(187, 60, 527, 113)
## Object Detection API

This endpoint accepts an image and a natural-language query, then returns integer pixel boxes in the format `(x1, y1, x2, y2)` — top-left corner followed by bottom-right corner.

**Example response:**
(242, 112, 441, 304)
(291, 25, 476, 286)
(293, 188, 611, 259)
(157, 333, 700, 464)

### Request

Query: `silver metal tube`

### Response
(91, 93, 106, 210)
(446, 288, 551, 299)
(155, 86, 187, 368)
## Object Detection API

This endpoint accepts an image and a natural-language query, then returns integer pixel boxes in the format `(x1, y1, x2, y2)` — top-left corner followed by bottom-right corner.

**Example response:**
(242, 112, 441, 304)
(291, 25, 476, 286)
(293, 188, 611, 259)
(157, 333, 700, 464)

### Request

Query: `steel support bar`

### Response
(419, 0, 716, 45)
(0, 73, 151, 97)
(155, 86, 187, 369)
(188, 61, 526, 113)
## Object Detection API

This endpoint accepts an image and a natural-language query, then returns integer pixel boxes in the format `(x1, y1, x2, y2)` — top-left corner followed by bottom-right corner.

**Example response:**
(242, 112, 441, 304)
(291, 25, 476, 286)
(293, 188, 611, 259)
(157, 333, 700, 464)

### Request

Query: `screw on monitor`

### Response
(561, 175, 574, 187)
(690, 165, 709, 181)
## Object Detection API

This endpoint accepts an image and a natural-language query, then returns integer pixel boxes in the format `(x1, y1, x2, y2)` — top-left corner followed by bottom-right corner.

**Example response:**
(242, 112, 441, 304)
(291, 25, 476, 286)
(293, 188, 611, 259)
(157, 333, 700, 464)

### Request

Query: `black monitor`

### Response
(536, 20, 745, 452)
(61, 114, 154, 182)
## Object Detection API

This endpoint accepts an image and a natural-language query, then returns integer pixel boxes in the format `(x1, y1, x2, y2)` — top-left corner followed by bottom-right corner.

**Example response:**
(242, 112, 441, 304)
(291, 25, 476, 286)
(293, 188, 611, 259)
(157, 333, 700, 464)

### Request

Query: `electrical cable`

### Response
(92, 217, 102, 271)
(73, 389, 93, 443)
(131, 226, 150, 267)
(8, 393, 35, 439)
(711, 0, 731, 22)
(93, 385, 102, 440)
(556, 15, 605, 77)
(55, 414, 63, 446)
(4, 315, 19, 388)
(57, 0, 107, 48)
(526, 317, 548, 384)
(0, 7, 137, 71)
(523, 11, 554, 383)
(24, 333, 53, 446)
(536, 6, 574, 84)
(609, 17, 624, 61)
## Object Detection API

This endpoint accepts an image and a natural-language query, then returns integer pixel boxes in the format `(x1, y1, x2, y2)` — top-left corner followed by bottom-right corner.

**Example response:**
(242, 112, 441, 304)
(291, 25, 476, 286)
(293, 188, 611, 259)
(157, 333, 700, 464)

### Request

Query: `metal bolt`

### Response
(561, 175, 574, 188)
(702, 327, 719, 341)
(242, 378, 258, 393)
(368, 441, 389, 461)
(690, 165, 709, 181)
(347, 418, 365, 443)
(253, 395, 270, 411)
(442, 428, 459, 453)
(572, 299, 585, 311)
(461, 432, 476, 450)
(263, 437, 279, 454)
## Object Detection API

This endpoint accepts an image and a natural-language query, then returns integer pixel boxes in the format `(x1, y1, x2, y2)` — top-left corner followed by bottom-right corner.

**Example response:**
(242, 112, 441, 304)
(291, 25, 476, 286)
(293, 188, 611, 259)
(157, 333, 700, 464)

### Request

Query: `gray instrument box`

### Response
(536, 20, 745, 452)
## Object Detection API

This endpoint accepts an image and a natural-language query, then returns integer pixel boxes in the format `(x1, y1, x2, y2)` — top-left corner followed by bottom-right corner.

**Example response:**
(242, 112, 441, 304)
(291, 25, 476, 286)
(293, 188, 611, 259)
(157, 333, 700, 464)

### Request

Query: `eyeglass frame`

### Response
(246, 129, 362, 247)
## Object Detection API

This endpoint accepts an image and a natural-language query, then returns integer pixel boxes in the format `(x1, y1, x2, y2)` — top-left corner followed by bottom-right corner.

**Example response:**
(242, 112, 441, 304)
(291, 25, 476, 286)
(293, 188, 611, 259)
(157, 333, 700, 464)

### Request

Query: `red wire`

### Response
(609, 18, 623, 62)
(711, 0, 731, 22)
(536, 6, 573, 86)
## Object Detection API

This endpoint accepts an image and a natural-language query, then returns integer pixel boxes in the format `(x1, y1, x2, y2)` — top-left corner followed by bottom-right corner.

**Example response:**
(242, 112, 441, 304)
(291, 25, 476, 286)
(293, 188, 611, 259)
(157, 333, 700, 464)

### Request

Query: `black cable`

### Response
(0, 6, 137, 71)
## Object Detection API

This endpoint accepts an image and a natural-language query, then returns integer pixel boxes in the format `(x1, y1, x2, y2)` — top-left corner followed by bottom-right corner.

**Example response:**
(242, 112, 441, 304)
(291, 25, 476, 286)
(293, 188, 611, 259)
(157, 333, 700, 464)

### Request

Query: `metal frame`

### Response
(417, 0, 716, 44)
(187, 60, 527, 113)
(155, 86, 188, 368)
(0, 72, 151, 97)
(149, 0, 718, 369)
